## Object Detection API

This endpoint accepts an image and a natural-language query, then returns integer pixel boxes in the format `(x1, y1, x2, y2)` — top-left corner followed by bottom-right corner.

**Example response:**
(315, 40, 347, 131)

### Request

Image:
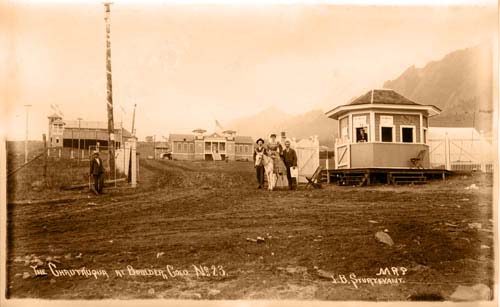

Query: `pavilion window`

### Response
(381, 127, 394, 142)
(177, 142, 182, 152)
(355, 127, 368, 143)
(401, 127, 415, 143)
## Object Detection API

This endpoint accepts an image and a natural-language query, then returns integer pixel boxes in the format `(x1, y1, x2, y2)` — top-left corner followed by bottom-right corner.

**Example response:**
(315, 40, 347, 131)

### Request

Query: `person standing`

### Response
(267, 133, 288, 187)
(281, 139, 298, 190)
(89, 151, 105, 194)
(253, 138, 267, 189)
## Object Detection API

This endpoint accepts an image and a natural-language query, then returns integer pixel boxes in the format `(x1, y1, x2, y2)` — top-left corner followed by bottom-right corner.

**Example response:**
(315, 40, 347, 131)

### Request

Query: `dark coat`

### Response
(90, 157, 105, 175)
(281, 147, 297, 167)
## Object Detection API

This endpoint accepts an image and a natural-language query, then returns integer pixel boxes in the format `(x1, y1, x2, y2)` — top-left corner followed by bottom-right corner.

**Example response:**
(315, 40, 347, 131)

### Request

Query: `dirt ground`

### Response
(5, 155, 495, 301)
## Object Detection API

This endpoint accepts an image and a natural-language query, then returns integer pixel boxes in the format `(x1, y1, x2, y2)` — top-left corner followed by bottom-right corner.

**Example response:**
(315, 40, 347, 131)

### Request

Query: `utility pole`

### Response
(153, 135, 156, 160)
(77, 117, 82, 162)
(104, 2, 116, 178)
(24, 104, 32, 163)
(131, 103, 137, 136)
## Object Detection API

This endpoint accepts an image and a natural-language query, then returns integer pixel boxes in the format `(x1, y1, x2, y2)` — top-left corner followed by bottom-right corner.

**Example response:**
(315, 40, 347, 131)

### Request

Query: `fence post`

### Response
(444, 133, 451, 171)
(130, 140, 137, 188)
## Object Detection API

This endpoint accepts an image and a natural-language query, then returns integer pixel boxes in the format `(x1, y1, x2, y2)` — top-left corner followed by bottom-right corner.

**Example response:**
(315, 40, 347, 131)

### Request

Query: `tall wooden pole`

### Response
(77, 117, 82, 163)
(104, 2, 115, 177)
(131, 103, 137, 136)
(24, 104, 32, 163)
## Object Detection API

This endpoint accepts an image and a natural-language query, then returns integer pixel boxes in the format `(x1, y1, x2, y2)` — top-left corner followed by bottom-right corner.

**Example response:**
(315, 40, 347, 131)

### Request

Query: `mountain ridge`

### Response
(383, 44, 493, 132)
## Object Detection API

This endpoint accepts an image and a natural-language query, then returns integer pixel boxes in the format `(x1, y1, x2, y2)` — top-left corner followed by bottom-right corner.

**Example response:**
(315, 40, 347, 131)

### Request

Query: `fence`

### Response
(428, 135, 494, 173)
(293, 136, 320, 183)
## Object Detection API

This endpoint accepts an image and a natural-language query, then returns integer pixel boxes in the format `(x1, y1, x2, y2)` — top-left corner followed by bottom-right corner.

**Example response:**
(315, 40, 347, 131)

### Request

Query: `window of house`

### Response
(401, 126, 415, 143)
(381, 127, 394, 142)
(355, 127, 368, 143)
(423, 128, 427, 144)
(239, 145, 243, 153)
(220, 143, 225, 151)
(176, 142, 182, 152)
(183, 143, 188, 152)
(56, 137, 59, 144)
(189, 143, 194, 153)
(244, 145, 249, 153)
(340, 117, 349, 140)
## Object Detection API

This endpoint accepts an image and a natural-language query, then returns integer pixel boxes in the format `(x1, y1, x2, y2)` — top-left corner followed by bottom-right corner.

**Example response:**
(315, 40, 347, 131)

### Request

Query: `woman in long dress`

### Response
(267, 133, 288, 188)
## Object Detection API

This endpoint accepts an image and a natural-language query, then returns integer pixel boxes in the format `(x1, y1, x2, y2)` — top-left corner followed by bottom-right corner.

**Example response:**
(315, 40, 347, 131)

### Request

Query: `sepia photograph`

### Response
(1, 0, 498, 305)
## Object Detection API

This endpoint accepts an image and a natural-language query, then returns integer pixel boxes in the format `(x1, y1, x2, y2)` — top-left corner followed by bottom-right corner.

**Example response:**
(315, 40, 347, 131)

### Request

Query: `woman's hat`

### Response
(256, 138, 265, 144)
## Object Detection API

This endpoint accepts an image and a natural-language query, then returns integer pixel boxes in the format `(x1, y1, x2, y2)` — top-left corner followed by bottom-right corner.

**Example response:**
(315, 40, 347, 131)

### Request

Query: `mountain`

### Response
(383, 44, 493, 133)
(228, 107, 336, 148)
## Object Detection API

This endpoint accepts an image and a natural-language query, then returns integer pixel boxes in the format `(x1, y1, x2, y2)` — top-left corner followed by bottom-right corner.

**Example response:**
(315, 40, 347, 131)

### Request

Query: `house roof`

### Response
(168, 133, 253, 143)
(64, 120, 125, 130)
(349, 89, 419, 106)
(169, 134, 195, 142)
(206, 132, 225, 139)
(48, 113, 62, 119)
(234, 136, 253, 144)
(64, 126, 132, 138)
(325, 89, 441, 119)
(62, 128, 131, 141)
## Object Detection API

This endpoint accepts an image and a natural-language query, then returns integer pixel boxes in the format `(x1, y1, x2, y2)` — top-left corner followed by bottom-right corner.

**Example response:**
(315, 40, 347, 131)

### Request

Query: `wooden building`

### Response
(48, 113, 132, 150)
(326, 89, 441, 169)
(169, 129, 253, 161)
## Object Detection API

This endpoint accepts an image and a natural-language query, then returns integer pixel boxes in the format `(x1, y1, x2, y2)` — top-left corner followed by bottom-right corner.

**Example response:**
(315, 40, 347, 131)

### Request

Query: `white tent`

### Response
(427, 127, 494, 171)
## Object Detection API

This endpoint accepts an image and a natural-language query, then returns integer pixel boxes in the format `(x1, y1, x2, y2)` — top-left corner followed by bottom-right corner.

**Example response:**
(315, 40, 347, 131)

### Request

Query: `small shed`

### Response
(325, 89, 441, 169)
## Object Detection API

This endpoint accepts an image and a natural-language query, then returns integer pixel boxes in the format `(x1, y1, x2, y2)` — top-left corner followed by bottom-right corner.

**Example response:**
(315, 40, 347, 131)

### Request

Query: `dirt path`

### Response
(6, 159, 494, 300)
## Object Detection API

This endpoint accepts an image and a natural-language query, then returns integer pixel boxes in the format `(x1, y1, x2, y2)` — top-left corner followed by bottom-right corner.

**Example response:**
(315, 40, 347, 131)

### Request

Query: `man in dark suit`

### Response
(89, 151, 105, 194)
(253, 138, 267, 189)
(281, 139, 298, 190)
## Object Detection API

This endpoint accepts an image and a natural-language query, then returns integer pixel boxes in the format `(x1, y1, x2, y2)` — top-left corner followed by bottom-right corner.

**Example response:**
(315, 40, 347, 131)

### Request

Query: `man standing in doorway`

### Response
(89, 151, 105, 194)
(281, 139, 298, 190)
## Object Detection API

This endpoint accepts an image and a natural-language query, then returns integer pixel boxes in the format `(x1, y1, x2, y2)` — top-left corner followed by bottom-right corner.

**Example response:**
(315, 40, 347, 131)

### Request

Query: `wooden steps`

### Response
(319, 170, 328, 183)
(337, 171, 369, 187)
(388, 172, 427, 185)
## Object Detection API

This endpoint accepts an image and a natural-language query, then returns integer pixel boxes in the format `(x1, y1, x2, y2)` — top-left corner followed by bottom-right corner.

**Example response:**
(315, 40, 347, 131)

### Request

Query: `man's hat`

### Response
(270, 133, 277, 138)
(256, 138, 265, 144)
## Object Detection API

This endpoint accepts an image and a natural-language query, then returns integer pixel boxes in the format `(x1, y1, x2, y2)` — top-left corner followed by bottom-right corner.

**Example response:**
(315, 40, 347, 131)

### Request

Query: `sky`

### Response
(2, 1, 497, 140)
